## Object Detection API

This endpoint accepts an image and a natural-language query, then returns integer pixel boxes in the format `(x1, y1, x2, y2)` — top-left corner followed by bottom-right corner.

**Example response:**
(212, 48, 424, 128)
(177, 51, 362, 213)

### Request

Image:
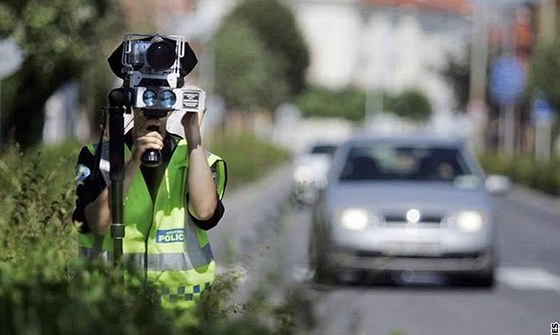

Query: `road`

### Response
(209, 164, 560, 335)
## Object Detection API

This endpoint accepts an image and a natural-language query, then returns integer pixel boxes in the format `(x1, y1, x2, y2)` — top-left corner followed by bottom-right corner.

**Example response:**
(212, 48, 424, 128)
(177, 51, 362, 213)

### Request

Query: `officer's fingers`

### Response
(136, 137, 163, 150)
(145, 131, 164, 140)
(137, 133, 164, 144)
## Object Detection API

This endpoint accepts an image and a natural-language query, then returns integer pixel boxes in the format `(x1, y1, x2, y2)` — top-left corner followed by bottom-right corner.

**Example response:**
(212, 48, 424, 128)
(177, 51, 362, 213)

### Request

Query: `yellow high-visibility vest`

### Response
(77, 137, 227, 309)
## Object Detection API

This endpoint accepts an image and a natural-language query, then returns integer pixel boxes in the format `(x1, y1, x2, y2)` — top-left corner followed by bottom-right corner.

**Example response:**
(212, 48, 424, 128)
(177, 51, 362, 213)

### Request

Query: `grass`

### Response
(208, 133, 292, 190)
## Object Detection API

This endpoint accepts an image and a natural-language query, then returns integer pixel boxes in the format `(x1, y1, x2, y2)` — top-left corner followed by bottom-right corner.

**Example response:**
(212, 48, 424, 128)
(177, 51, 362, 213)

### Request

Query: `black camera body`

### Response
(121, 34, 206, 114)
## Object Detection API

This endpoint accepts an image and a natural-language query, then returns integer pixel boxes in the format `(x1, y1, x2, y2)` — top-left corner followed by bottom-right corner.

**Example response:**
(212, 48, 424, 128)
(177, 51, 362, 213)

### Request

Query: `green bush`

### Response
(386, 89, 432, 122)
(0, 135, 297, 334)
(209, 133, 291, 190)
(479, 153, 560, 196)
(297, 86, 366, 122)
(0, 263, 176, 335)
(0, 143, 79, 279)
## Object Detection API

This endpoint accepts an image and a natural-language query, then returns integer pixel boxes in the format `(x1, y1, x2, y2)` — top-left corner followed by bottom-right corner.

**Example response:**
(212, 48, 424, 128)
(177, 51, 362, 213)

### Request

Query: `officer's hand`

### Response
(182, 111, 202, 144)
(130, 131, 164, 165)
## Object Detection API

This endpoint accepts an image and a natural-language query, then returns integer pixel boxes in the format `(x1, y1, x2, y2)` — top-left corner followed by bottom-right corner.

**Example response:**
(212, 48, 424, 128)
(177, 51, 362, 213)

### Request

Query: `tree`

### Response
(387, 89, 432, 122)
(0, 0, 123, 149)
(528, 40, 560, 147)
(297, 86, 365, 122)
(214, 20, 288, 111)
(226, 0, 310, 96)
(528, 40, 560, 110)
(439, 48, 471, 112)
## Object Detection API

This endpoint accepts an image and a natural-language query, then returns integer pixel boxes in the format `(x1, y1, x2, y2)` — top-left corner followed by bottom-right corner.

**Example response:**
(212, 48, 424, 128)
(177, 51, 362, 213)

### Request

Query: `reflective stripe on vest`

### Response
(79, 243, 213, 271)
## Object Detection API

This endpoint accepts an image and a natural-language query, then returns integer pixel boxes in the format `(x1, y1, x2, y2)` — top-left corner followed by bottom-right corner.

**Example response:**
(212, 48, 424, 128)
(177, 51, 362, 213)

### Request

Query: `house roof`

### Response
(361, 0, 473, 15)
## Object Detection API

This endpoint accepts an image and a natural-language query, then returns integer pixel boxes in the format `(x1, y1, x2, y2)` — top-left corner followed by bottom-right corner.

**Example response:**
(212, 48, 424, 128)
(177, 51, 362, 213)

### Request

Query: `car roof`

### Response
(341, 134, 468, 148)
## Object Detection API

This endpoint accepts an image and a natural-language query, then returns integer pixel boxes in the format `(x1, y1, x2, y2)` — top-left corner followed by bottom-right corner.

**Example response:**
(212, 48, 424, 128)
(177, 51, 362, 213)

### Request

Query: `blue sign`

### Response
(489, 56, 526, 105)
(532, 96, 556, 123)
(156, 228, 184, 243)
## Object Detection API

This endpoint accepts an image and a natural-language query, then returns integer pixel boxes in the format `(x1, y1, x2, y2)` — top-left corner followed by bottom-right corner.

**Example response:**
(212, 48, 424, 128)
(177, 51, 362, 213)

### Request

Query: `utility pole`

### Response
(467, 2, 489, 152)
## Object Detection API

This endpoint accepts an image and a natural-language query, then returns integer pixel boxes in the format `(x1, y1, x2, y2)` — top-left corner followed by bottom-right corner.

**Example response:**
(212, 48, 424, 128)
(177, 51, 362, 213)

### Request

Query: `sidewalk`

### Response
(208, 163, 293, 262)
(509, 184, 560, 218)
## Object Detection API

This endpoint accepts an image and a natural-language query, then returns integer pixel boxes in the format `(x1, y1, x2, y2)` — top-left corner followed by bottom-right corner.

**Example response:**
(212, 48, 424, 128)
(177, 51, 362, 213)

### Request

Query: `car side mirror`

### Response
(485, 175, 511, 195)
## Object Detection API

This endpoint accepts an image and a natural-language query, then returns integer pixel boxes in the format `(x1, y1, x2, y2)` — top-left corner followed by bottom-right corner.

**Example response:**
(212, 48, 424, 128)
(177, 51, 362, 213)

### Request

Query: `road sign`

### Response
(532, 96, 556, 123)
(0, 38, 23, 79)
(489, 56, 526, 105)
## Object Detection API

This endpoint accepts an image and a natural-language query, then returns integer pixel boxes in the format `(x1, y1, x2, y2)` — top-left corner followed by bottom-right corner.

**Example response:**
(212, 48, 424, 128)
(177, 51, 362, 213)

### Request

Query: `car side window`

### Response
(341, 155, 379, 180)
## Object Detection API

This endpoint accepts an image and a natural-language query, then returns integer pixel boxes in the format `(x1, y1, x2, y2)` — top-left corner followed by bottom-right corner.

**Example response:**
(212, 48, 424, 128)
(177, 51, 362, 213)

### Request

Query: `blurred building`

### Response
(120, 0, 193, 31)
(533, 0, 560, 45)
(111, 0, 475, 131)
(43, 0, 473, 143)
(44, 0, 558, 148)
(290, 0, 473, 136)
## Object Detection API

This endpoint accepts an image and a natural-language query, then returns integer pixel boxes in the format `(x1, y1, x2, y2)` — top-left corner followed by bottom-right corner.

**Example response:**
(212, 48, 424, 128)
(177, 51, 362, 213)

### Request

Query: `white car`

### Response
(310, 135, 510, 287)
(291, 143, 337, 205)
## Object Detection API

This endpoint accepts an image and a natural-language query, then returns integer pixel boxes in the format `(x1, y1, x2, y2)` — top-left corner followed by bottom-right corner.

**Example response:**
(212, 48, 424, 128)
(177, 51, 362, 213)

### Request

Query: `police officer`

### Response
(72, 37, 227, 311)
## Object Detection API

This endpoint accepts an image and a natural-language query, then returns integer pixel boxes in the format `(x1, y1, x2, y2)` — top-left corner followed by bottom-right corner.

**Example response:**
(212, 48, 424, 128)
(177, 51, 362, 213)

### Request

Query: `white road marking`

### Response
(496, 267, 560, 292)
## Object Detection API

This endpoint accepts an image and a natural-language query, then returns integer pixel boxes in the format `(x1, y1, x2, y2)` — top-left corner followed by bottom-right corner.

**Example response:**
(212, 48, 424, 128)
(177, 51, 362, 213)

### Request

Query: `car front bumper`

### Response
(330, 248, 494, 274)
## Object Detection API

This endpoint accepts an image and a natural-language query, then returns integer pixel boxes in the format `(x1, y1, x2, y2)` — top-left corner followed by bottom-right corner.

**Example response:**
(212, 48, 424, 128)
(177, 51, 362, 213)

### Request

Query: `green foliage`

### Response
(0, 263, 176, 335)
(209, 133, 291, 190)
(439, 49, 471, 112)
(227, 0, 310, 96)
(0, 142, 81, 279)
(386, 89, 433, 122)
(214, 20, 288, 111)
(0, 136, 299, 334)
(0, 0, 123, 148)
(0, 142, 169, 334)
(528, 40, 560, 111)
(479, 153, 560, 196)
(296, 86, 432, 123)
(297, 86, 366, 122)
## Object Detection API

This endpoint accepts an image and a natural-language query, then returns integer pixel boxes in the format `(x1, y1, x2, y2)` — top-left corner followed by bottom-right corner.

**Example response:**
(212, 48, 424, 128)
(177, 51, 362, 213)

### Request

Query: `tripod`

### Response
(106, 87, 133, 267)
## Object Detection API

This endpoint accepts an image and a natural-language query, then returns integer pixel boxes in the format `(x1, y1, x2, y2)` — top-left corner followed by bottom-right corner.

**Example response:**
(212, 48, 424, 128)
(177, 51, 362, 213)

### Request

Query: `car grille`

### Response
(382, 214, 444, 227)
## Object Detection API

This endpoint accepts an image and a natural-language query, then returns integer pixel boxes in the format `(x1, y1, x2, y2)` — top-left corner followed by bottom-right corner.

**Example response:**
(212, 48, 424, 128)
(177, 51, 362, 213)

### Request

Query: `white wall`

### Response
(295, 1, 363, 89)
(291, 0, 472, 123)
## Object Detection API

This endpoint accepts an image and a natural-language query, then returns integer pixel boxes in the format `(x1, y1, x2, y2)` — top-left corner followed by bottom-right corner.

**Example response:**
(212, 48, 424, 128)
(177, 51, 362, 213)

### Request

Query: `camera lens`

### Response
(160, 90, 177, 109)
(142, 90, 158, 107)
(146, 41, 176, 71)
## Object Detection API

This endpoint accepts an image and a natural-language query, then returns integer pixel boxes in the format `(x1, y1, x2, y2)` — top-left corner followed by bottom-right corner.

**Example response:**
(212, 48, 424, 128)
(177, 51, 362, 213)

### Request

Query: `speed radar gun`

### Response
(114, 33, 206, 167)
(99, 33, 205, 267)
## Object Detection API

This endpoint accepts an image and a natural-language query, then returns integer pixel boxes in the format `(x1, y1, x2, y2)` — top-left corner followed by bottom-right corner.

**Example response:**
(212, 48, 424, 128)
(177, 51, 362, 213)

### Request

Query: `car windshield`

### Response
(310, 144, 337, 156)
(339, 144, 473, 182)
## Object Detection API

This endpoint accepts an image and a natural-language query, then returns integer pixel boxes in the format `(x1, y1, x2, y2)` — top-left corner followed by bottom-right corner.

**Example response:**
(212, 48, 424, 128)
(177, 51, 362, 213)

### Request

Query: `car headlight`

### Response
(338, 208, 380, 231)
(453, 211, 485, 232)
(293, 166, 314, 184)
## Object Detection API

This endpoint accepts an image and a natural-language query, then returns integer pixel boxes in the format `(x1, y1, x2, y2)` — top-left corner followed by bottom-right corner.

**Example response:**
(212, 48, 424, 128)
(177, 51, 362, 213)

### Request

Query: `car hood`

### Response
(325, 181, 491, 214)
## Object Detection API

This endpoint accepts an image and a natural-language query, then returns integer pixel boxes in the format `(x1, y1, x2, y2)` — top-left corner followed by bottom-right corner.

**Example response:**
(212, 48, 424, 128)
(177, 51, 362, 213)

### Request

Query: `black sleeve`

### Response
(186, 161, 226, 230)
(72, 146, 107, 233)
(188, 197, 225, 231)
